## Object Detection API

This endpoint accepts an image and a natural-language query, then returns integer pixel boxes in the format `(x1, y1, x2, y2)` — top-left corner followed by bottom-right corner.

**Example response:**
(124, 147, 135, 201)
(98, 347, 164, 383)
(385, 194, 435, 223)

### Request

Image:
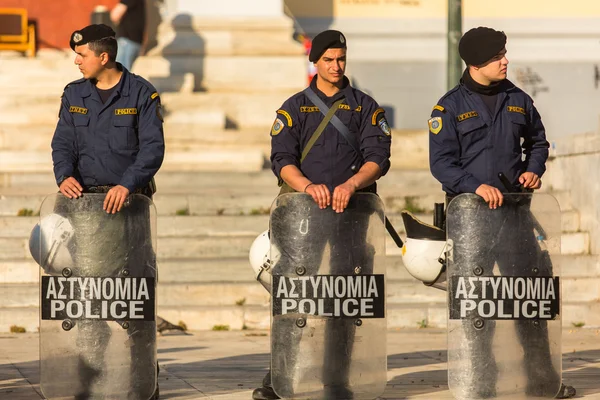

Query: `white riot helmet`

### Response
(29, 213, 74, 273)
(249, 230, 280, 293)
(400, 211, 448, 290)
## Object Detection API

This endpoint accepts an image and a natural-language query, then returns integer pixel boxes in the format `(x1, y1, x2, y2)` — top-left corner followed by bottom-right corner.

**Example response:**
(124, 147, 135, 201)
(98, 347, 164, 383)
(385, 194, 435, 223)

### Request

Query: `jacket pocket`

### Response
(112, 115, 138, 149)
(457, 117, 487, 155)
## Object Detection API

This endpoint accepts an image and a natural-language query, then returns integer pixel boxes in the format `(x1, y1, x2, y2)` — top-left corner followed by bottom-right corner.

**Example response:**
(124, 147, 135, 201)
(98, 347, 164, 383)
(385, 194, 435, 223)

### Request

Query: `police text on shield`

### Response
(41, 276, 155, 321)
(449, 276, 560, 320)
(272, 275, 385, 318)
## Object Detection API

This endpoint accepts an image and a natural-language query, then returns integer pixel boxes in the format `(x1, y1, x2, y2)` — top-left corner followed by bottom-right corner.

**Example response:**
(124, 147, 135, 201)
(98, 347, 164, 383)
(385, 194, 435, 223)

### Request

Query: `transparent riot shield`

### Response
(447, 193, 561, 399)
(270, 193, 387, 400)
(38, 193, 157, 400)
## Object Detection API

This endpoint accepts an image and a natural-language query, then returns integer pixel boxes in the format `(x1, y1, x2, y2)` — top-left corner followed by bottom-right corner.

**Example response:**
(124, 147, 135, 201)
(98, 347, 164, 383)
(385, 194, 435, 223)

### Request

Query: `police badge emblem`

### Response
(340, 34, 345, 44)
(271, 118, 284, 136)
(378, 118, 391, 136)
(429, 117, 442, 135)
(73, 32, 83, 43)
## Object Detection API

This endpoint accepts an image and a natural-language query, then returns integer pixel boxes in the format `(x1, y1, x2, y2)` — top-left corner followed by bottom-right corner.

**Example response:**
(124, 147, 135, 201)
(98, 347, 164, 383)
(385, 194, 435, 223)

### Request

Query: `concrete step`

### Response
(0, 295, 460, 331)
(0, 52, 80, 97)
(0, 105, 227, 127)
(0, 188, 581, 233)
(0, 124, 269, 151)
(160, 92, 292, 129)
(149, 16, 304, 57)
(0, 169, 441, 194)
(2, 265, 598, 309)
(0, 150, 265, 173)
(4, 254, 598, 285)
(0, 214, 268, 238)
(133, 55, 305, 94)
(3, 299, 599, 333)
(562, 231, 590, 255)
(0, 255, 418, 284)
(0, 213, 589, 258)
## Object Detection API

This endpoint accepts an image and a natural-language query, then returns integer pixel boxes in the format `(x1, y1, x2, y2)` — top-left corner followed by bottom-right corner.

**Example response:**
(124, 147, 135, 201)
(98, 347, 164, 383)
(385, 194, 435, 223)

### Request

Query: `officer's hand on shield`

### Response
(519, 172, 541, 189)
(103, 185, 130, 214)
(59, 177, 83, 199)
(305, 183, 331, 209)
(475, 184, 503, 209)
(332, 181, 356, 213)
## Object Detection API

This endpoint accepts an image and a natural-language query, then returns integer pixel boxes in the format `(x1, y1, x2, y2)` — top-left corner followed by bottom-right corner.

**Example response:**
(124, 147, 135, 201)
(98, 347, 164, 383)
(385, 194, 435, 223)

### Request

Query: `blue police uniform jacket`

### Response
(270, 76, 392, 191)
(428, 79, 549, 195)
(52, 66, 165, 193)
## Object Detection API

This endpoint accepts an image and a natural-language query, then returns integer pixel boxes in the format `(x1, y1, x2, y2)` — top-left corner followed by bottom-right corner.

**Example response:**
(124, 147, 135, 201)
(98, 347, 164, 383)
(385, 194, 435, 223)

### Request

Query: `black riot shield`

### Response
(270, 193, 387, 400)
(38, 193, 157, 400)
(447, 193, 561, 399)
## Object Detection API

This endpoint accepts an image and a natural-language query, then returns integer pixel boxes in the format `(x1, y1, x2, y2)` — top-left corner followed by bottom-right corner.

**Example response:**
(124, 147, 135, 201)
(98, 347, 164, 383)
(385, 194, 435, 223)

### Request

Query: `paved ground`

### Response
(0, 328, 599, 399)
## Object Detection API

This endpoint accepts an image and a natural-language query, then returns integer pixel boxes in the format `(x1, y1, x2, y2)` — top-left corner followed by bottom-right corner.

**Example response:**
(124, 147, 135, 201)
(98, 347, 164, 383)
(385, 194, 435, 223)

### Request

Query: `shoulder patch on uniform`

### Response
(428, 117, 442, 135)
(271, 118, 285, 136)
(151, 92, 159, 100)
(276, 109, 292, 127)
(507, 106, 526, 115)
(371, 108, 385, 125)
(378, 117, 391, 136)
(69, 106, 88, 114)
(457, 111, 479, 122)
(432, 105, 445, 113)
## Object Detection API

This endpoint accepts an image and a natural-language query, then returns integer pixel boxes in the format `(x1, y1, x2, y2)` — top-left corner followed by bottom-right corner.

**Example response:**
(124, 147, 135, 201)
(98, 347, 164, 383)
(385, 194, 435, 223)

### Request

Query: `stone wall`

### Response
(545, 132, 600, 254)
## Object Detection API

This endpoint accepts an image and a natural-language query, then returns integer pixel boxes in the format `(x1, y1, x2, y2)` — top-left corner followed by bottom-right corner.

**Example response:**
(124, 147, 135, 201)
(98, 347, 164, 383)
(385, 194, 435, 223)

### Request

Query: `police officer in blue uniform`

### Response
(253, 30, 391, 400)
(429, 27, 575, 399)
(51, 24, 163, 399)
(53, 23, 164, 206)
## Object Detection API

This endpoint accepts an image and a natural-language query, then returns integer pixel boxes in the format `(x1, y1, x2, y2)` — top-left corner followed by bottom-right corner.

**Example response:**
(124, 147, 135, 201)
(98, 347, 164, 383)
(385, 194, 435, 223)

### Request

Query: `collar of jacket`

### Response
(309, 75, 359, 110)
(459, 73, 517, 96)
(79, 63, 131, 98)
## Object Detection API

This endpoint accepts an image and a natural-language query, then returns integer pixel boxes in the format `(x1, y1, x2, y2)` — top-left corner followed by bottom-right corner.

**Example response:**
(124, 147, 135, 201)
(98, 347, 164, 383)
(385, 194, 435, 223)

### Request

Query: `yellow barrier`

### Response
(0, 8, 36, 57)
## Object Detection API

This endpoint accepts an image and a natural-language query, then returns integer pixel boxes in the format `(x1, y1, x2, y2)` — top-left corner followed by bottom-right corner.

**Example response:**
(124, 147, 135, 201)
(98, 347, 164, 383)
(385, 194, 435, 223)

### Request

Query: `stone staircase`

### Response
(0, 168, 596, 332)
(0, 14, 596, 331)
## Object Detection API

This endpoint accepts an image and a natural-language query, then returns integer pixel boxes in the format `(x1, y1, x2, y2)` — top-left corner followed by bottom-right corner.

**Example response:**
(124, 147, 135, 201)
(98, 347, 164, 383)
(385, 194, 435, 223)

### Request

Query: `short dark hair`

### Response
(87, 37, 118, 62)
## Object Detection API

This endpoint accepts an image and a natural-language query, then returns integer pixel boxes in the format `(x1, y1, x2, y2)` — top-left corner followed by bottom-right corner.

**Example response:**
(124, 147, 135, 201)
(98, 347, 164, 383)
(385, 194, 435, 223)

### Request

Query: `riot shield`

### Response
(447, 193, 561, 399)
(38, 193, 157, 400)
(270, 193, 387, 400)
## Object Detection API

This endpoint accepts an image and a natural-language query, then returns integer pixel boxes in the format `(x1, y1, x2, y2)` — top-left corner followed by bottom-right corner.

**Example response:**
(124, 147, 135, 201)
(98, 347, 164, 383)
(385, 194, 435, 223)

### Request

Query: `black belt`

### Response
(84, 185, 152, 197)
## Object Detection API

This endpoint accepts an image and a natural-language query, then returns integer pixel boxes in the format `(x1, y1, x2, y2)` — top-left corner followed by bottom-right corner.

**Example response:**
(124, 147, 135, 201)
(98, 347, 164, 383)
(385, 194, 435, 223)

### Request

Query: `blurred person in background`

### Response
(111, 0, 146, 70)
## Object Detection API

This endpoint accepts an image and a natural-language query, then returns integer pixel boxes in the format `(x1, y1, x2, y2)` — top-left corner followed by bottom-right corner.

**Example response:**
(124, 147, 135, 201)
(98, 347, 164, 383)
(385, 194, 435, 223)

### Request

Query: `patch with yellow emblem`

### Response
(378, 117, 391, 136)
(428, 117, 442, 135)
(271, 118, 285, 136)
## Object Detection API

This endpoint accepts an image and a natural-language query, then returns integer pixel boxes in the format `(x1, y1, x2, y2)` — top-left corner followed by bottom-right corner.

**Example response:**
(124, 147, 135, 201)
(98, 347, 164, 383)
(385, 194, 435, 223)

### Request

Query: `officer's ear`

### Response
(99, 52, 110, 66)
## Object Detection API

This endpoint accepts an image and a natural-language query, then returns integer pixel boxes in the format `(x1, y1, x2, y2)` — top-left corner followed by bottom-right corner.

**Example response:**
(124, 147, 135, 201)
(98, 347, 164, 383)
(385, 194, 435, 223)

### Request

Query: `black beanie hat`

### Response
(309, 30, 347, 62)
(459, 27, 507, 66)
(70, 24, 116, 51)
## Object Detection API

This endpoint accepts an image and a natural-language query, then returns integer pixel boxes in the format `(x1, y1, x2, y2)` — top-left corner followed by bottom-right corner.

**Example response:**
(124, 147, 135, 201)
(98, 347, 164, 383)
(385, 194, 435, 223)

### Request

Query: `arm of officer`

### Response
(270, 103, 331, 209)
(51, 93, 83, 198)
(332, 101, 391, 213)
(107, 89, 164, 213)
(520, 100, 549, 189)
(429, 106, 481, 194)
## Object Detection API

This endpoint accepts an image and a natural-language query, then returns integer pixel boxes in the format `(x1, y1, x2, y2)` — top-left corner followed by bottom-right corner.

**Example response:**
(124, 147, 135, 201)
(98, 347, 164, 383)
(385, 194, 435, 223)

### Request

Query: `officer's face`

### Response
(477, 48, 509, 82)
(315, 48, 346, 85)
(73, 44, 105, 80)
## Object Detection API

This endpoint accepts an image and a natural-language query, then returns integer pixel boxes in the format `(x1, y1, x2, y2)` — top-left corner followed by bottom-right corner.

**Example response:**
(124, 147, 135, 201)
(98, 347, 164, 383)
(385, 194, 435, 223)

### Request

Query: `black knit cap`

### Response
(70, 24, 116, 51)
(458, 27, 507, 66)
(309, 30, 347, 62)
